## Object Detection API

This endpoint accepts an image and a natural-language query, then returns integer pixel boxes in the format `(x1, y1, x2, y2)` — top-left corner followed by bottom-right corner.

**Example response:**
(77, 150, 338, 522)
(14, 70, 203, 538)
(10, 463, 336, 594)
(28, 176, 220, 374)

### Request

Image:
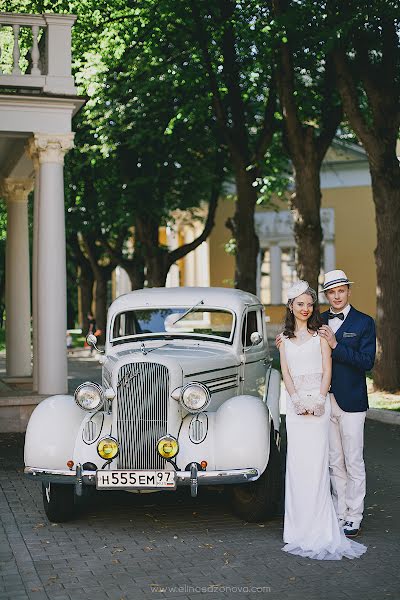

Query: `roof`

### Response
(323, 139, 367, 166)
(108, 287, 262, 316)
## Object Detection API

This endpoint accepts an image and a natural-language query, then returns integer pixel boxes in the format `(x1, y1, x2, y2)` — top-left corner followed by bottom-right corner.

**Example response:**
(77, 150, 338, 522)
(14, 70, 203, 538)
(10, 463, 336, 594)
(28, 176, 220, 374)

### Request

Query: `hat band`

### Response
(323, 277, 350, 289)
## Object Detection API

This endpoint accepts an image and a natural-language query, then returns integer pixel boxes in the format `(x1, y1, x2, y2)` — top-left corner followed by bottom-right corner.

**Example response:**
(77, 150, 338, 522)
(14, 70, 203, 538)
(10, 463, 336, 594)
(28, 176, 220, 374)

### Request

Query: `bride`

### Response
(279, 280, 367, 560)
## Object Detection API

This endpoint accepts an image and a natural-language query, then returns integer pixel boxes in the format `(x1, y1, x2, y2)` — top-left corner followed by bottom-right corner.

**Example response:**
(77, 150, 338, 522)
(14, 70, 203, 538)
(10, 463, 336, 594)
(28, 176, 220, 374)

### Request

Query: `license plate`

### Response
(96, 470, 176, 490)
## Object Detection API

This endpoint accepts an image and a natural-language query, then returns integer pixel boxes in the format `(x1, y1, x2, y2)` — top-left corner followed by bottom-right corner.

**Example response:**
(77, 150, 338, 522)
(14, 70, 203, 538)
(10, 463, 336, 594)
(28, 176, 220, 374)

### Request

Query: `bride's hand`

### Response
(312, 394, 326, 416)
(290, 392, 307, 415)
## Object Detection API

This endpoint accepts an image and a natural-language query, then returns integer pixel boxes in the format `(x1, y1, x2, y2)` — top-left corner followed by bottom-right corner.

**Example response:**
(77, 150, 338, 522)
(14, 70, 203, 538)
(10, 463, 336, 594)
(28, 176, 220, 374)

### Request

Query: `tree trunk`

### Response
(230, 167, 259, 295)
(146, 252, 170, 288)
(332, 43, 400, 390)
(78, 261, 94, 332)
(370, 163, 400, 391)
(135, 214, 170, 288)
(291, 159, 323, 291)
(123, 259, 145, 291)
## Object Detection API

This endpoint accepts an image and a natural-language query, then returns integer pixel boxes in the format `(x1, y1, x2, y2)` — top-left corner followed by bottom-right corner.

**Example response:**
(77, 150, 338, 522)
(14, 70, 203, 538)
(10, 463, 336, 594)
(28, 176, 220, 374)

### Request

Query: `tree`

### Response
(328, 1, 400, 390)
(68, 24, 226, 281)
(272, 0, 342, 290)
(189, 0, 279, 294)
(6, 0, 289, 299)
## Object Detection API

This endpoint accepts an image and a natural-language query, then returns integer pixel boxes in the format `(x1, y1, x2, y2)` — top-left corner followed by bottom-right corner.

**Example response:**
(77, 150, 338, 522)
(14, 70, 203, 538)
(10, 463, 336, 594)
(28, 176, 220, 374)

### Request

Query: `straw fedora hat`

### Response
(322, 269, 354, 292)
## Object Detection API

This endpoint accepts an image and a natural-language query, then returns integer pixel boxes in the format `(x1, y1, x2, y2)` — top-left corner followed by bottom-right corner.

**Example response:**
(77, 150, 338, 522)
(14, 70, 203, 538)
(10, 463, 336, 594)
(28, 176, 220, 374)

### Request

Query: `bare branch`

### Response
(272, 0, 305, 160)
(316, 57, 343, 162)
(253, 73, 278, 164)
(332, 47, 377, 154)
(190, 0, 238, 155)
(219, 0, 250, 162)
(168, 153, 224, 265)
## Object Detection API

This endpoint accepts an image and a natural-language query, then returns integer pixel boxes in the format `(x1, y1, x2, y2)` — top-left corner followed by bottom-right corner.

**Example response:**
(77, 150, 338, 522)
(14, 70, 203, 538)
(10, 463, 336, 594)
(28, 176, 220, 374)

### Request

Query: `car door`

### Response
(240, 307, 268, 398)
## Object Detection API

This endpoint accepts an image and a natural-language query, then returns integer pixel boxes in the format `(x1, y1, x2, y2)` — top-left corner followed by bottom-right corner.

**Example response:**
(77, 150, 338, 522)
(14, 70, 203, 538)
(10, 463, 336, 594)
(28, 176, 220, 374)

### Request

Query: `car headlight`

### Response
(180, 382, 211, 413)
(97, 437, 119, 460)
(157, 435, 179, 459)
(74, 382, 105, 411)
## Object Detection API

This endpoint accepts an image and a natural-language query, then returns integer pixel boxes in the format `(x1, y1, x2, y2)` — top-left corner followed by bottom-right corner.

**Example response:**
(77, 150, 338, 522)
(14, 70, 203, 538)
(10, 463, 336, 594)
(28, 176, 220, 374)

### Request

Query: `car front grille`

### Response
(116, 362, 169, 470)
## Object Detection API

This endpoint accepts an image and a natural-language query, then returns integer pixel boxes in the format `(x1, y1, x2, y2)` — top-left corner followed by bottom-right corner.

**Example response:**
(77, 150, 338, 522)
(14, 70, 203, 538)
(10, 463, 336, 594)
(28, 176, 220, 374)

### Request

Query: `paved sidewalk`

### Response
(0, 418, 399, 600)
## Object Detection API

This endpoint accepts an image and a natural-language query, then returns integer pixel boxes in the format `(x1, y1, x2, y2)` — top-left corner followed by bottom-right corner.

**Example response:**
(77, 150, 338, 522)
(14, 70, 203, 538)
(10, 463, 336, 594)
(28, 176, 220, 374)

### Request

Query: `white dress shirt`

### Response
(328, 303, 351, 334)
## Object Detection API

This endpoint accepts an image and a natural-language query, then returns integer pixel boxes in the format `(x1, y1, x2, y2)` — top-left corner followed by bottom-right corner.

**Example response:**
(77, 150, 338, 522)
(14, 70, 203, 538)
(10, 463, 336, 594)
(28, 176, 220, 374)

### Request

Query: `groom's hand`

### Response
(319, 325, 337, 349)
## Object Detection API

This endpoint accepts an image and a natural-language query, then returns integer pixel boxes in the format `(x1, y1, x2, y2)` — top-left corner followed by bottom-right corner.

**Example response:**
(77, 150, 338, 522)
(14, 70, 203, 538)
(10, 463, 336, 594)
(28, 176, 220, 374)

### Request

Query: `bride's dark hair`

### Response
(283, 286, 322, 339)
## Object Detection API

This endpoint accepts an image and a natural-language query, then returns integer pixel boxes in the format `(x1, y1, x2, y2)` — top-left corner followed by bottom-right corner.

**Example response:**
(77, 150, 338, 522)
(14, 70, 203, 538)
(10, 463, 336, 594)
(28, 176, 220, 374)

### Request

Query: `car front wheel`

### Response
(231, 429, 282, 522)
(42, 482, 76, 523)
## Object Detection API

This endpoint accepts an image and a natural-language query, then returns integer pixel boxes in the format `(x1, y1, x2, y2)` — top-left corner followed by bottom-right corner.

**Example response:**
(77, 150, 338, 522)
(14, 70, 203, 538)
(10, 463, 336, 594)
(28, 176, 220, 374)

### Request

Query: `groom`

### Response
(318, 269, 376, 538)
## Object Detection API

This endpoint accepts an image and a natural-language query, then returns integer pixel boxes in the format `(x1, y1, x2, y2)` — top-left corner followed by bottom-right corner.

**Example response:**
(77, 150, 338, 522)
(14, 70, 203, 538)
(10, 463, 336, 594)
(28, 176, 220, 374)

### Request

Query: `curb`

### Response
(366, 407, 400, 426)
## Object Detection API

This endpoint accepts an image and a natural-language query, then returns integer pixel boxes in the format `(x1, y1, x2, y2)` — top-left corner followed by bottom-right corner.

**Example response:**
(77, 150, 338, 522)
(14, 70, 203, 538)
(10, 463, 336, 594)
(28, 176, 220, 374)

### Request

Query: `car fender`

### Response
(24, 395, 84, 470)
(73, 412, 114, 468)
(214, 395, 270, 473)
(265, 368, 281, 432)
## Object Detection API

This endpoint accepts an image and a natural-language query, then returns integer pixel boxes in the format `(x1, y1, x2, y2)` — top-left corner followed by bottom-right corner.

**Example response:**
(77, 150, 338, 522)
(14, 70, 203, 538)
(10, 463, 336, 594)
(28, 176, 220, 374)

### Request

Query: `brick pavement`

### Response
(0, 419, 399, 600)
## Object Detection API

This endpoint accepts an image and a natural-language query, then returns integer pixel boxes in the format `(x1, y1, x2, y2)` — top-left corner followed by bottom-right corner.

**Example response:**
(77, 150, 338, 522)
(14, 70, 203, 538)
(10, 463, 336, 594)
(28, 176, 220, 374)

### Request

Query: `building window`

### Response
(259, 244, 330, 305)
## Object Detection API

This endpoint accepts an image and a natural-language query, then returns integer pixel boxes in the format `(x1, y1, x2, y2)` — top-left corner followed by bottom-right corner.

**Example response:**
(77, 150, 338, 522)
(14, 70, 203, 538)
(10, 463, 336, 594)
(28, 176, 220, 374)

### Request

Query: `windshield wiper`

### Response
(172, 299, 204, 325)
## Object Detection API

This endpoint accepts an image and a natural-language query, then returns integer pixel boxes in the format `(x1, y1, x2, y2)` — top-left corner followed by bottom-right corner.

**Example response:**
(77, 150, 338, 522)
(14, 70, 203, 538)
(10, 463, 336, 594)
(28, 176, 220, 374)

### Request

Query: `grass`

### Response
(0, 328, 4, 352)
(366, 377, 400, 412)
(69, 332, 86, 348)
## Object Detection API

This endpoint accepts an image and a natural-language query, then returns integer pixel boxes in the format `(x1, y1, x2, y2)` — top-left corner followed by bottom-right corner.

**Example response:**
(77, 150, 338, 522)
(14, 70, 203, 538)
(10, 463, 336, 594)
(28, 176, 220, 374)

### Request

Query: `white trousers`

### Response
(329, 394, 366, 528)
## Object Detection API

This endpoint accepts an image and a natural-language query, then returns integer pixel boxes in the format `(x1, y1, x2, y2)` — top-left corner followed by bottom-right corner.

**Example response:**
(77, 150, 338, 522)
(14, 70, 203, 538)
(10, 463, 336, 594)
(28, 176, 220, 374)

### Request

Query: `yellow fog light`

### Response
(97, 437, 119, 460)
(157, 435, 179, 459)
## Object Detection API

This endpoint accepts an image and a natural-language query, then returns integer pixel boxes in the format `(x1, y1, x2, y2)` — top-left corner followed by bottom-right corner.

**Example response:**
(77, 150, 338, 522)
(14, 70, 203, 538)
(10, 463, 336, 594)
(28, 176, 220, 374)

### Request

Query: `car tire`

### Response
(231, 429, 282, 522)
(42, 483, 76, 523)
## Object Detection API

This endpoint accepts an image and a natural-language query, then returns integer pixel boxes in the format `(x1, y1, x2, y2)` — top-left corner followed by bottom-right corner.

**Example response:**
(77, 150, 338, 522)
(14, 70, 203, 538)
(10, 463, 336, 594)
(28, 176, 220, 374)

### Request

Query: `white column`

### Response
(1, 179, 33, 377)
(31, 133, 74, 395)
(166, 226, 180, 287)
(197, 240, 210, 287)
(184, 228, 196, 287)
(192, 223, 210, 288)
(256, 250, 262, 298)
(324, 240, 336, 273)
(26, 142, 40, 391)
(270, 244, 282, 305)
(115, 266, 132, 297)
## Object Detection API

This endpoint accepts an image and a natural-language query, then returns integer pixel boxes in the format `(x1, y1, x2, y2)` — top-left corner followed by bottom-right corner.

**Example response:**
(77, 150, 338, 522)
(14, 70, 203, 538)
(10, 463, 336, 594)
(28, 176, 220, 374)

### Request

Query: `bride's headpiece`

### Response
(286, 280, 310, 302)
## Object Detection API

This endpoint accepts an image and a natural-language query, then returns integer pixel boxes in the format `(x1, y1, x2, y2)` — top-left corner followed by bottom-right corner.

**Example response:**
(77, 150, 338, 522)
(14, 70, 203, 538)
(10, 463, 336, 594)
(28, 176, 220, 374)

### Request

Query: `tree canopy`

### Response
(1, 0, 400, 389)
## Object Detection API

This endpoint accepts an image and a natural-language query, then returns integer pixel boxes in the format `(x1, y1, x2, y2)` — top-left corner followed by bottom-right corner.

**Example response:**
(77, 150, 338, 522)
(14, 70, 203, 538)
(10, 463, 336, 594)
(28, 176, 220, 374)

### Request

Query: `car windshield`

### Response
(111, 307, 235, 344)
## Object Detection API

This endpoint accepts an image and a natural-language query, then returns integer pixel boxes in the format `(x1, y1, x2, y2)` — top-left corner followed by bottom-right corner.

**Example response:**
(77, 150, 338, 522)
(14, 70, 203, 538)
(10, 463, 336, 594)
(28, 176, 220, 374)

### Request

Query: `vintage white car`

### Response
(25, 287, 282, 523)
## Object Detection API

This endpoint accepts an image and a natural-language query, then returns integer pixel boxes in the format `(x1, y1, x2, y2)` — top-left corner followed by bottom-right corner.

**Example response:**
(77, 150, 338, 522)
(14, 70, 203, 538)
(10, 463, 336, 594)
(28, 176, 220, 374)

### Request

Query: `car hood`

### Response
(109, 342, 239, 376)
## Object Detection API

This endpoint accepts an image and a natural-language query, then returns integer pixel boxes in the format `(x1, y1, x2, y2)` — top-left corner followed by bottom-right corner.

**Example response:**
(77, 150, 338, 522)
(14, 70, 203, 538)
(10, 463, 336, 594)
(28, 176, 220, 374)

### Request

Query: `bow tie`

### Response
(328, 311, 344, 321)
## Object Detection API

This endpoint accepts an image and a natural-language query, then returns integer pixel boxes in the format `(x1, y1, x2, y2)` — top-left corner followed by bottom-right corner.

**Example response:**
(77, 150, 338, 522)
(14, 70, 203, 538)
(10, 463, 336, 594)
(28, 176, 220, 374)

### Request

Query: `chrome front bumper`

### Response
(25, 465, 260, 498)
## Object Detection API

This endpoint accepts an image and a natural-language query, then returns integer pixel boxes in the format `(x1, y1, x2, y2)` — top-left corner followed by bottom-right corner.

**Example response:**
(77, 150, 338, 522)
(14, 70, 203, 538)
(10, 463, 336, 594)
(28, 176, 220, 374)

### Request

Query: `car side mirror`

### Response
(86, 333, 104, 354)
(250, 331, 263, 346)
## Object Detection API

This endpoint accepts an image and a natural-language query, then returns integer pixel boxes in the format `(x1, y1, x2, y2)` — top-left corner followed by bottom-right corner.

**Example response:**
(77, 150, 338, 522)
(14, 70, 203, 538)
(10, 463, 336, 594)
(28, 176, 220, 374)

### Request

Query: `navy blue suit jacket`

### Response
(321, 306, 376, 412)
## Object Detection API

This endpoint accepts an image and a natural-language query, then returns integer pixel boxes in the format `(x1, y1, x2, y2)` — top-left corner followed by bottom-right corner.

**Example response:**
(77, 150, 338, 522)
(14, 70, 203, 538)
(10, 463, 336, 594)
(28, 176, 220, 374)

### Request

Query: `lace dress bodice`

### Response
(284, 333, 322, 391)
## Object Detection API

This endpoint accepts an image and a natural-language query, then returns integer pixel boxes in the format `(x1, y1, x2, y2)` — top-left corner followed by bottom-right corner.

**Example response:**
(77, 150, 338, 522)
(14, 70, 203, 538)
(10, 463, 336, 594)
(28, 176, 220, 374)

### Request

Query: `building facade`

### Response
(0, 12, 83, 430)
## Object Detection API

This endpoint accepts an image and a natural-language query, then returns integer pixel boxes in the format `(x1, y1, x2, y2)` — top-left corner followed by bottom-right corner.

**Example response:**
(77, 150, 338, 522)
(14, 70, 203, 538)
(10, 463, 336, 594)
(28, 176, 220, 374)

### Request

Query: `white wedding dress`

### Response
(282, 334, 367, 560)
